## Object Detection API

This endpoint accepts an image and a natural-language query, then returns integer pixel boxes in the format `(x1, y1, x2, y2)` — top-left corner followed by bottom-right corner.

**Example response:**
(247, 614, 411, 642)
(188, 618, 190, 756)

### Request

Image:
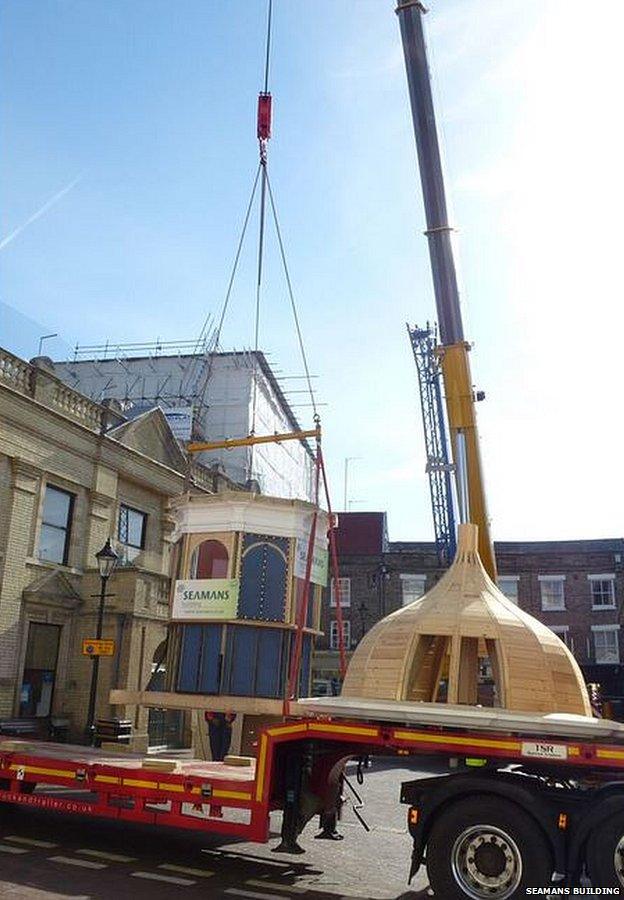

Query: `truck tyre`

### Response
(425, 794, 553, 899)
(586, 810, 624, 888)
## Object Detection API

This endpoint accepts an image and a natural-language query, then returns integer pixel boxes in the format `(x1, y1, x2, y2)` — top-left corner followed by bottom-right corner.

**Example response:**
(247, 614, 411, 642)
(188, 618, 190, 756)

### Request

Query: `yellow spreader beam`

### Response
(187, 426, 320, 454)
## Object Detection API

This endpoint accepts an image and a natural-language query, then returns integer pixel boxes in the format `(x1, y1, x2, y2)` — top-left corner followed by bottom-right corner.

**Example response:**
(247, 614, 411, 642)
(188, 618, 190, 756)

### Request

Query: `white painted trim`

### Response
(171, 494, 329, 553)
(591, 624, 620, 632)
(538, 574, 566, 582)
(330, 577, 351, 608)
(549, 625, 569, 633)
(588, 573, 615, 581)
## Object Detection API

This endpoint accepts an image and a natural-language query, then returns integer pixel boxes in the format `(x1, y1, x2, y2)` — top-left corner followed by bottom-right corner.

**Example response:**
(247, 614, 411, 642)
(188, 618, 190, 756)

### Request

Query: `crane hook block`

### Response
(257, 92, 272, 141)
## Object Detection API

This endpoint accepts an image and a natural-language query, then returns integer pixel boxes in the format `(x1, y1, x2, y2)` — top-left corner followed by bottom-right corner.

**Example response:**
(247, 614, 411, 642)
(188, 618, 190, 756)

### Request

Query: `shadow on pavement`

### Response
(0, 804, 433, 899)
(346, 755, 450, 776)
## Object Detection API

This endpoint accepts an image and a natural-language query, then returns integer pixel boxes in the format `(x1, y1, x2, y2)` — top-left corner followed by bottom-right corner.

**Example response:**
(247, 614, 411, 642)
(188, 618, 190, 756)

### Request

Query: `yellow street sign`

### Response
(82, 639, 115, 657)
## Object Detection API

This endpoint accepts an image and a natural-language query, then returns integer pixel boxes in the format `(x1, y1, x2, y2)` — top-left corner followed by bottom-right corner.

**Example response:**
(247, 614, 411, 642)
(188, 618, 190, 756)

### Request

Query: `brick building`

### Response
(0, 347, 232, 743)
(314, 513, 624, 710)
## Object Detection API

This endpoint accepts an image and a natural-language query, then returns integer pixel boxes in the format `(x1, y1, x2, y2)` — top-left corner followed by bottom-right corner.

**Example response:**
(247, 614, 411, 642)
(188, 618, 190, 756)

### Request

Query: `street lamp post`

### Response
(85, 539, 118, 746)
(377, 561, 390, 618)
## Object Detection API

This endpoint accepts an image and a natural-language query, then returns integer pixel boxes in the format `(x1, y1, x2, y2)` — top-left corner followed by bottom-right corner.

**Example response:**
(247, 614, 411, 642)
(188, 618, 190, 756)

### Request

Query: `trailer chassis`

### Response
(3, 718, 624, 898)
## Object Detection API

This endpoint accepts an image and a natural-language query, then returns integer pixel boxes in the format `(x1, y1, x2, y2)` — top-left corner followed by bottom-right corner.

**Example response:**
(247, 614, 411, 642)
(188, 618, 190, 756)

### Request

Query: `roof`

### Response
(56, 349, 315, 460)
(108, 406, 188, 473)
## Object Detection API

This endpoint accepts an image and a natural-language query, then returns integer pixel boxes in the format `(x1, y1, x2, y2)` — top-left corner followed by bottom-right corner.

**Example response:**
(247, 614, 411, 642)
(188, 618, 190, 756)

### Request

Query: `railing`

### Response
(2, 347, 240, 496)
(189, 460, 243, 494)
(0, 350, 31, 393)
(0, 347, 124, 433)
(51, 381, 103, 431)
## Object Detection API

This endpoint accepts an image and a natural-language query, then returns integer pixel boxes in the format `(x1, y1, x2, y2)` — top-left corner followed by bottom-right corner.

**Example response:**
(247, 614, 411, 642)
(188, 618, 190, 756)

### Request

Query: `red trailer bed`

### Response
(2, 714, 624, 846)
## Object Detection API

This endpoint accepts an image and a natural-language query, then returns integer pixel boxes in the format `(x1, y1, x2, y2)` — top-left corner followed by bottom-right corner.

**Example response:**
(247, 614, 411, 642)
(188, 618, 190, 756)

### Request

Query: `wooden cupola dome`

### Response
(341, 523, 591, 716)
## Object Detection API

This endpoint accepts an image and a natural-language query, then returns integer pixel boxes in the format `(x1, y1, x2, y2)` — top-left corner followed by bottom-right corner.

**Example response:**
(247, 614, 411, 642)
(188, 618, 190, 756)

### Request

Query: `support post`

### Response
(85, 576, 107, 746)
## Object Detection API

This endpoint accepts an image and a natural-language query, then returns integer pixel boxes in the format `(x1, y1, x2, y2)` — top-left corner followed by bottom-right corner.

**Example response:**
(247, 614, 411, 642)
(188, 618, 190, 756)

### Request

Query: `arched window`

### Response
(189, 540, 228, 579)
(239, 537, 288, 621)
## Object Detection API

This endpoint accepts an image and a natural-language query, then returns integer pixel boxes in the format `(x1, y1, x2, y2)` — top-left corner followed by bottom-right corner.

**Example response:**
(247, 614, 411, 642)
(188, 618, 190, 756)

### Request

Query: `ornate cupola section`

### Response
(167, 491, 329, 706)
(342, 523, 591, 716)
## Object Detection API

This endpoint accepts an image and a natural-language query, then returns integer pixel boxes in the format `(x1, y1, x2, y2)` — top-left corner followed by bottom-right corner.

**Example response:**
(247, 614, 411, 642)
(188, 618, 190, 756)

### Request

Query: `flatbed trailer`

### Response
(3, 713, 624, 898)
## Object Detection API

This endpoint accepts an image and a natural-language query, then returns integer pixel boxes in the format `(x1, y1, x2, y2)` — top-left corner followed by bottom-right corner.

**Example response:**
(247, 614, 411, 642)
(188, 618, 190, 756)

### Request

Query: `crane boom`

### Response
(396, 0, 497, 580)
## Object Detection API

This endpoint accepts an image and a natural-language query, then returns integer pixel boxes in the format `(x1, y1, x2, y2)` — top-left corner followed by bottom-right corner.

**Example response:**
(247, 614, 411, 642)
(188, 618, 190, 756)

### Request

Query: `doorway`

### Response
(20, 622, 61, 718)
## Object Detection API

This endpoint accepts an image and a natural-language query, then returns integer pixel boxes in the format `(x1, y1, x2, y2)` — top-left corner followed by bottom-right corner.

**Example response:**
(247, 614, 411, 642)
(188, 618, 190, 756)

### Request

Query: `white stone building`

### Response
(53, 350, 316, 503)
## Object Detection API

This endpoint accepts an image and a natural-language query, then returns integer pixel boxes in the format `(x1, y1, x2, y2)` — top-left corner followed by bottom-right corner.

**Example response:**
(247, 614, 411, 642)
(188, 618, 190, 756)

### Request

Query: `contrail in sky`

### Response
(0, 173, 83, 252)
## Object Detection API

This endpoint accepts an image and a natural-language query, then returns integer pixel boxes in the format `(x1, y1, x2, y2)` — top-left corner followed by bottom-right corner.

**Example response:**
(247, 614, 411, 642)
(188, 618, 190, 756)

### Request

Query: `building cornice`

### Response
(1, 384, 192, 495)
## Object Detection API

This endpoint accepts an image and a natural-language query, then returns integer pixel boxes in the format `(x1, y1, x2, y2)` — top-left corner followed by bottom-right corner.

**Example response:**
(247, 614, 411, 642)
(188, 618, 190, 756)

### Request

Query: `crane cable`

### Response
(191, 164, 262, 411)
(191, 0, 319, 471)
(194, 0, 344, 691)
(250, 0, 272, 445)
(265, 170, 317, 418)
(184, 4, 272, 406)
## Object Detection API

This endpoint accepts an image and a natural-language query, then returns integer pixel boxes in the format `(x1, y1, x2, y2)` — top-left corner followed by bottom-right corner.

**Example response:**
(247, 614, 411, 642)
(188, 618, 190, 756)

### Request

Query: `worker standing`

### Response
(205, 711, 237, 761)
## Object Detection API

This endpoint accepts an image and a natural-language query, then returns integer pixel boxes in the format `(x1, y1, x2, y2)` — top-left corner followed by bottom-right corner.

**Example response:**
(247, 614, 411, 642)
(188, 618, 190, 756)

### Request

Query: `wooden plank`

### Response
(109, 690, 285, 716)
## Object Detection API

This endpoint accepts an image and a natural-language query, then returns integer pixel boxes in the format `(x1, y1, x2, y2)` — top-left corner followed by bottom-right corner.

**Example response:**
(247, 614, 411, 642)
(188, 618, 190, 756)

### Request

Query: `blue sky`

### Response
(1, 0, 623, 541)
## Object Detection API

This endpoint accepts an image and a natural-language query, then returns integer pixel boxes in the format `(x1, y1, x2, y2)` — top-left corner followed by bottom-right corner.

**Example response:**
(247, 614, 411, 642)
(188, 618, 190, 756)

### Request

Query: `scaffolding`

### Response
(408, 323, 456, 566)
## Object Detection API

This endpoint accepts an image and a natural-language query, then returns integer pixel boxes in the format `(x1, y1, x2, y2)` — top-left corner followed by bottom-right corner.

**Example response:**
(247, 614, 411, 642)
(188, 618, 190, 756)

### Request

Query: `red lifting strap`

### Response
(257, 92, 272, 141)
(318, 448, 347, 680)
(286, 449, 321, 701)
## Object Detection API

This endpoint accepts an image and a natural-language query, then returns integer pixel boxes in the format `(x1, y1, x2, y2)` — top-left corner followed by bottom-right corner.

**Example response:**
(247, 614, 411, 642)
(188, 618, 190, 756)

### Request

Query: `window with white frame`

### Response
(539, 575, 566, 611)
(498, 576, 520, 604)
(592, 625, 620, 664)
(330, 577, 351, 608)
(330, 619, 351, 650)
(400, 574, 426, 605)
(588, 574, 616, 610)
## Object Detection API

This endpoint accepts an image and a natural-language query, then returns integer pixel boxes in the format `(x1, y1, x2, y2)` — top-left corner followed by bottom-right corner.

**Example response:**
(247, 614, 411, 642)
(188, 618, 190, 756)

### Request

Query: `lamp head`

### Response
(96, 538, 118, 579)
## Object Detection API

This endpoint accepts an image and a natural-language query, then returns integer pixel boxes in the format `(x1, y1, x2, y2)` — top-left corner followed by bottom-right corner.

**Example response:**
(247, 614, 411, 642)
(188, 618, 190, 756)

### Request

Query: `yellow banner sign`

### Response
(82, 639, 115, 657)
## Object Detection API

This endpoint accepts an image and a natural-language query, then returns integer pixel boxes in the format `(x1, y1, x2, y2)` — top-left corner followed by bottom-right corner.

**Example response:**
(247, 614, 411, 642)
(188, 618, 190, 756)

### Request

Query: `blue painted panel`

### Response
(238, 545, 264, 619)
(263, 549, 287, 621)
(256, 629, 284, 698)
(239, 539, 287, 622)
(198, 625, 223, 694)
(223, 625, 288, 699)
(225, 626, 256, 696)
(177, 626, 202, 692)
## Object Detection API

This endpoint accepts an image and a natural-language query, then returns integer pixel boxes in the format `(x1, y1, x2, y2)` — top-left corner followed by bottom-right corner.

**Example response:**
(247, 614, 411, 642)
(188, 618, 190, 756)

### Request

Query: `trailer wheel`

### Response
(426, 794, 553, 899)
(586, 810, 624, 888)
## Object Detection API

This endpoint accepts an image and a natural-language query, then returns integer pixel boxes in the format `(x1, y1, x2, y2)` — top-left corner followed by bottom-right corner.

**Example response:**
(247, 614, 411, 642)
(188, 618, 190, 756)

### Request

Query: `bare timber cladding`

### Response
(0, 346, 223, 739)
(341, 524, 592, 716)
(315, 512, 624, 701)
(169, 492, 327, 701)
